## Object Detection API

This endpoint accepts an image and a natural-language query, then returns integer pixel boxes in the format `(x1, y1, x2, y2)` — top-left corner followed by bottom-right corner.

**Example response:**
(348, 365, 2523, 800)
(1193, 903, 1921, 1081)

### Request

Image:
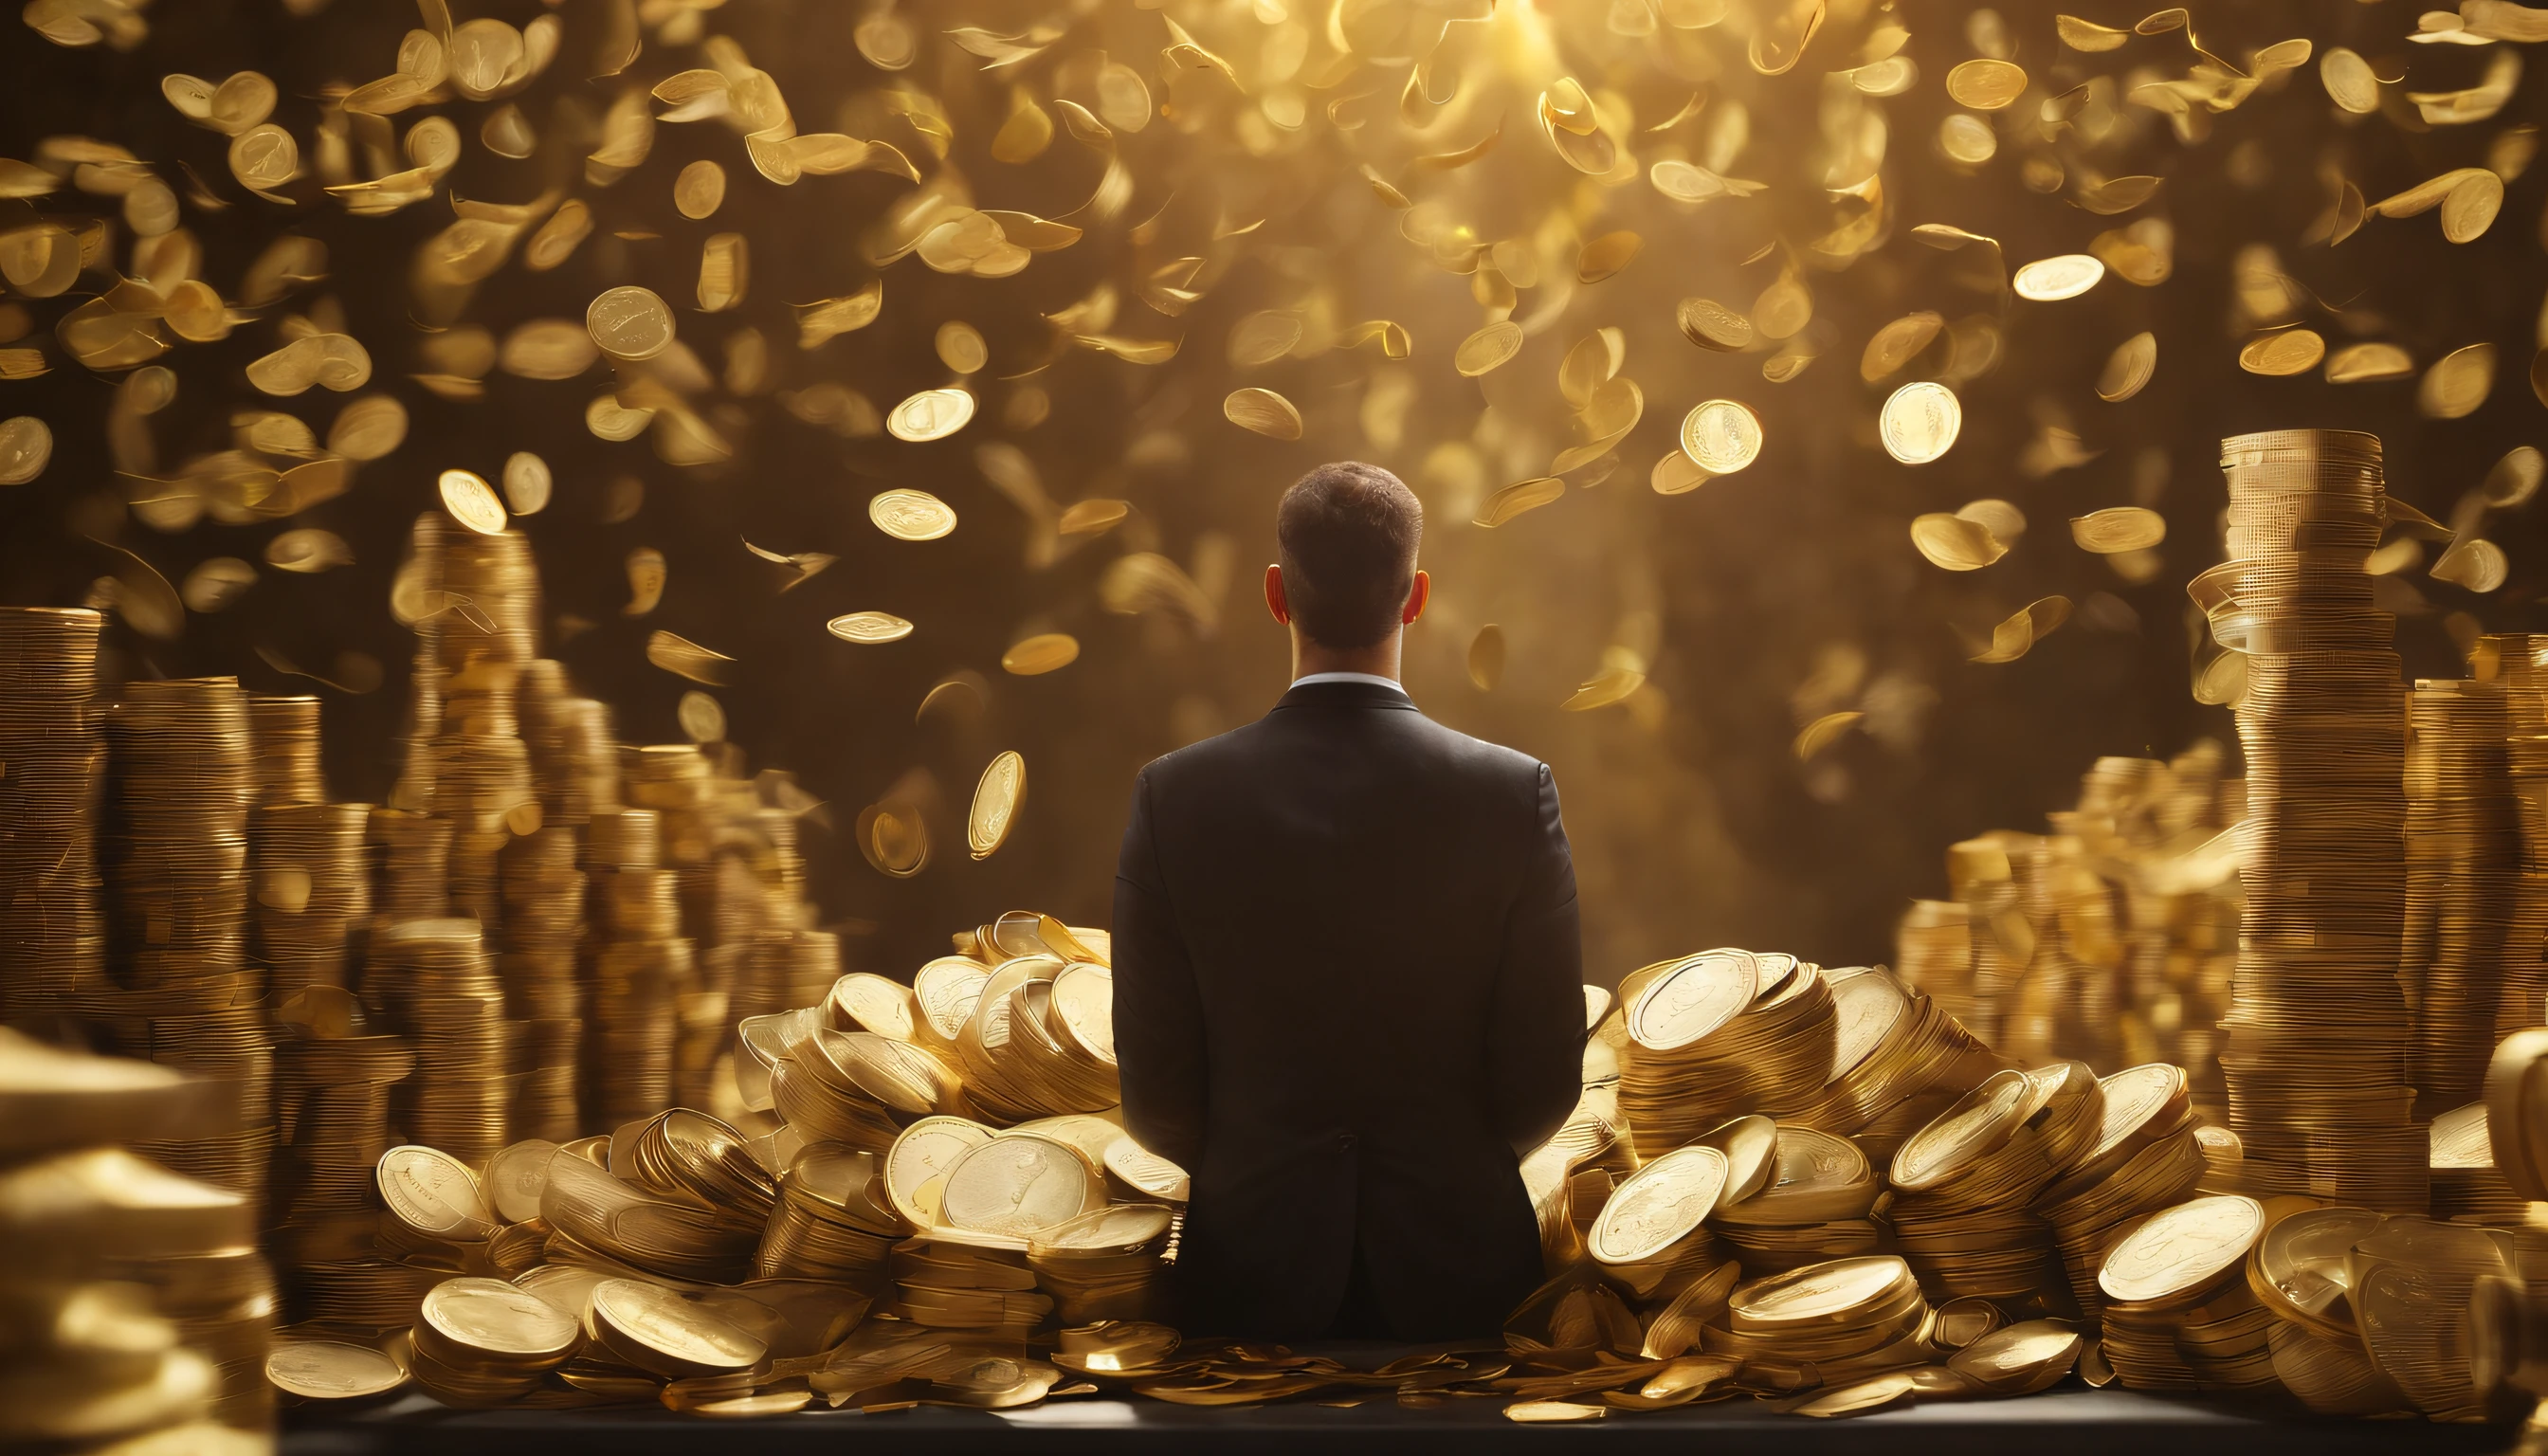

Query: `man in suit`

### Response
(1110, 460, 1585, 1342)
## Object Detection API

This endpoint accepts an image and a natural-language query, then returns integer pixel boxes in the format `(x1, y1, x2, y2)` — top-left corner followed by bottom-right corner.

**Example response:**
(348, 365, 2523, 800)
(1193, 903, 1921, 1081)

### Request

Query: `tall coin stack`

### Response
(252, 802, 373, 1001)
(2205, 428, 2424, 1211)
(269, 987, 419, 1331)
(1892, 899, 1980, 1035)
(625, 746, 741, 1109)
(246, 694, 324, 807)
(1946, 836, 2029, 1047)
(2479, 633, 2548, 1038)
(2402, 679, 2517, 1115)
(498, 826, 584, 1140)
(0, 607, 106, 1018)
(583, 808, 687, 1126)
(370, 919, 510, 1163)
(519, 659, 621, 826)
(103, 677, 275, 1209)
(388, 512, 447, 815)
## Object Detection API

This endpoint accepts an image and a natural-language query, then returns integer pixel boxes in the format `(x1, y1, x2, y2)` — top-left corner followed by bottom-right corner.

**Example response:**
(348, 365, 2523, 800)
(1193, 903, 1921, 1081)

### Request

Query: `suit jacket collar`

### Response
(1271, 679, 1420, 713)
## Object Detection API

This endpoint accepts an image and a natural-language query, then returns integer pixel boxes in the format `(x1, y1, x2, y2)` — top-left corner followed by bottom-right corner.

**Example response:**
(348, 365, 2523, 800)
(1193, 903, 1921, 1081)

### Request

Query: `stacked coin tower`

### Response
(2096, 1193, 2279, 1392)
(246, 694, 325, 808)
(102, 677, 277, 1208)
(1945, 837, 2029, 1047)
(626, 746, 752, 1109)
(583, 808, 687, 1126)
(2207, 428, 2424, 1210)
(1, 1028, 268, 1447)
(1884, 1068, 2078, 1300)
(498, 825, 584, 1140)
(370, 919, 510, 1164)
(2031, 1063, 2207, 1317)
(269, 991, 420, 1331)
(2481, 633, 2548, 1038)
(0, 607, 106, 1018)
(2403, 679, 2518, 1115)
(1616, 949, 1838, 1153)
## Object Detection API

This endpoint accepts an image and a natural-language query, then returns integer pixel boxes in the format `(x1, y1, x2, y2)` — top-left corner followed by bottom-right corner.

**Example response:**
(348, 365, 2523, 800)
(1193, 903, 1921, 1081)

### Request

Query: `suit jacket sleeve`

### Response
(1111, 766, 1209, 1171)
(1490, 762, 1586, 1156)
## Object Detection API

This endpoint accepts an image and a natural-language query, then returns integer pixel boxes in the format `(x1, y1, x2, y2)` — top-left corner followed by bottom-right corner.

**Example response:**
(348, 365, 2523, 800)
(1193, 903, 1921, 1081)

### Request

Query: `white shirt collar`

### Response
(1290, 671, 1410, 699)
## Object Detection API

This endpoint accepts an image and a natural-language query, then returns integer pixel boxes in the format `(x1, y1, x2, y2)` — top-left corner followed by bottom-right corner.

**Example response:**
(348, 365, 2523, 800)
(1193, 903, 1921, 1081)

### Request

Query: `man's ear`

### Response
(1402, 569, 1430, 626)
(1265, 563, 1290, 626)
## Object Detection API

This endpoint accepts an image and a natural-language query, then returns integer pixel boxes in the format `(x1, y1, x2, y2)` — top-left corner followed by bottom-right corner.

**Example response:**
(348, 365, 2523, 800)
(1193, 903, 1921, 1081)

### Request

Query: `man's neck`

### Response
(1290, 630, 1401, 683)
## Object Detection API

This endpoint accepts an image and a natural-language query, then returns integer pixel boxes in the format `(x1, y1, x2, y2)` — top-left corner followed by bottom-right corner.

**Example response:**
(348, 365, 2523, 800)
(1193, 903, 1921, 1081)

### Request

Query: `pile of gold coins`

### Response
(2482, 635, 2548, 1040)
(1, 1028, 271, 1450)
(0, 609, 107, 1020)
(2403, 679, 2520, 1116)
(1615, 949, 1837, 1152)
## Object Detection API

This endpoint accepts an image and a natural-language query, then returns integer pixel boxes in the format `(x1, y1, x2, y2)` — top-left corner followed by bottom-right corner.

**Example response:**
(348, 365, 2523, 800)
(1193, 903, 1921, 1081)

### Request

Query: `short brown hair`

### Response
(1276, 462, 1422, 649)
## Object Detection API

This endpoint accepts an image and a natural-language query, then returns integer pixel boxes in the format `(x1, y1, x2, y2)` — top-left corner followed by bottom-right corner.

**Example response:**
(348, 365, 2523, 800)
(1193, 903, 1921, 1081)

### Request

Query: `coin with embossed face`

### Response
(1891, 1070, 2029, 1192)
(482, 1139, 558, 1225)
(1727, 1255, 1913, 1328)
(969, 750, 1026, 860)
(939, 1132, 1096, 1237)
(1679, 399, 1763, 475)
(1715, 1125, 1877, 1226)
(2084, 1063, 2189, 1165)
(592, 1279, 766, 1374)
(887, 1115, 993, 1228)
(377, 1144, 497, 1241)
(1879, 380, 1962, 464)
(870, 488, 958, 541)
(585, 284, 674, 361)
(1590, 1144, 1729, 1265)
(1103, 1137, 1190, 1203)
(886, 387, 976, 442)
(2098, 1194, 2266, 1304)
(420, 1277, 580, 1362)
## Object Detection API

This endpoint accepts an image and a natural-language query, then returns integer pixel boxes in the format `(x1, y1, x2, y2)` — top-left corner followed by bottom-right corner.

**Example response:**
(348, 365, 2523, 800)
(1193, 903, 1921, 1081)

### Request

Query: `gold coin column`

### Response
(625, 746, 738, 1110)
(2484, 634, 2548, 1038)
(0, 608, 107, 1019)
(519, 661, 622, 1137)
(2402, 680, 2518, 1115)
(583, 808, 686, 1126)
(1892, 900, 1978, 1029)
(2211, 428, 2423, 1210)
(1945, 837, 2027, 1048)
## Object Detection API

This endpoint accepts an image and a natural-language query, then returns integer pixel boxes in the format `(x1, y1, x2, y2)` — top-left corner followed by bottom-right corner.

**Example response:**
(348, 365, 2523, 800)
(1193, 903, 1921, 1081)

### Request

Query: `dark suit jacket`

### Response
(1111, 678, 1583, 1341)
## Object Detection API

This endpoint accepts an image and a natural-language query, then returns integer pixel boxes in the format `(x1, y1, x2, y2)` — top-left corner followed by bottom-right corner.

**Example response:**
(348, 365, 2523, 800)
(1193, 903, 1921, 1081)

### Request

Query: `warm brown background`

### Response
(2, 0, 2541, 987)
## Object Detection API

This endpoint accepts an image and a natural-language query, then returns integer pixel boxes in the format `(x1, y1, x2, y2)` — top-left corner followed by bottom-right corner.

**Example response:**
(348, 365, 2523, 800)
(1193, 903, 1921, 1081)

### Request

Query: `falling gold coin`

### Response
(0, 415, 52, 483)
(1455, 320, 1525, 377)
(678, 690, 725, 743)
(1467, 625, 1505, 689)
(1223, 387, 1303, 439)
(2239, 329, 2325, 377)
(1474, 477, 1565, 528)
(870, 488, 957, 541)
(1680, 400, 1763, 475)
(1002, 633, 1080, 675)
(2012, 254, 2105, 301)
(1878, 381, 1963, 464)
(437, 468, 507, 535)
(501, 451, 551, 514)
(2070, 506, 2166, 554)
(1677, 299, 1754, 352)
(969, 750, 1026, 860)
(936, 320, 988, 373)
(585, 284, 675, 361)
(828, 611, 914, 644)
(2098, 333, 2157, 401)
(887, 387, 977, 442)
(1945, 58, 2029, 110)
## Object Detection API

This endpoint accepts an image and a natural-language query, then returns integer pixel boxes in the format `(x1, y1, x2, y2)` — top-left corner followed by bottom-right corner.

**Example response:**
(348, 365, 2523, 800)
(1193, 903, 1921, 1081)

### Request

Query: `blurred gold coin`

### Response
(1878, 381, 1962, 464)
(888, 388, 976, 442)
(1002, 633, 1080, 675)
(2012, 254, 2105, 301)
(871, 488, 957, 541)
(678, 690, 725, 743)
(828, 611, 914, 644)
(436, 468, 507, 535)
(969, 750, 1025, 860)
(377, 1144, 497, 1240)
(1680, 400, 1762, 475)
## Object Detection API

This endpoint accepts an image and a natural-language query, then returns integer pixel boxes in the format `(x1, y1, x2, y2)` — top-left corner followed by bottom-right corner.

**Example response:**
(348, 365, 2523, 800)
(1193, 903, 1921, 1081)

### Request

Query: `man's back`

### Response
(1111, 678, 1583, 1340)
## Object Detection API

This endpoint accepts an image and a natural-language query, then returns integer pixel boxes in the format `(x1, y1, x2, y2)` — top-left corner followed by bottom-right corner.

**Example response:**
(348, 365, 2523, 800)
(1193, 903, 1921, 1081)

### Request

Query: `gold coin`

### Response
(969, 750, 1026, 860)
(827, 611, 914, 644)
(377, 1144, 496, 1240)
(887, 387, 976, 442)
(2070, 506, 2165, 554)
(1034, 1201, 1173, 1252)
(887, 1115, 994, 1228)
(1890, 1069, 2029, 1191)
(2098, 1194, 2266, 1304)
(1878, 380, 1962, 464)
(1728, 1255, 1910, 1326)
(937, 320, 988, 373)
(1945, 58, 2029, 110)
(265, 1341, 408, 1400)
(677, 690, 725, 744)
(1676, 299, 1753, 352)
(827, 973, 916, 1040)
(1697, 1116, 1779, 1203)
(1103, 1137, 1190, 1202)
(1628, 951, 1757, 1051)
(1454, 320, 1524, 377)
(1589, 1144, 1729, 1264)
(1679, 400, 1763, 475)
(939, 1132, 1096, 1237)
(870, 488, 957, 541)
(1948, 1319, 2081, 1389)
(483, 1139, 558, 1225)
(1001, 632, 1079, 675)
(591, 1279, 767, 1372)
(2012, 253, 2105, 301)
(585, 284, 674, 361)
(1223, 387, 1303, 440)
(421, 1277, 580, 1360)
(437, 468, 507, 536)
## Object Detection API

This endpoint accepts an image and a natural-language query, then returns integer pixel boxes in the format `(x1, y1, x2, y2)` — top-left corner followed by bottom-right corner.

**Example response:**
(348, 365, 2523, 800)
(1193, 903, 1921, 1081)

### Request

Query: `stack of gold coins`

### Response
(585, 1277, 766, 1382)
(1617, 949, 1837, 1152)
(269, 989, 417, 1327)
(498, 826, 584, 1140)
(2248, 1204, 2406, 1414)
(1, 1028, 267, 1449)
(2348, 1214, 2512, 1420)
(386, 513, 446, 817)
(1891, 900, 1978, 1033)
(430, 689, 537, 932)
(369, 919, 509, 1163)
(2429, 1101, 2533, 1223)
(582, 808, 689, 1127)
(2034, 1063, 2207, 1316)
(888, 1228, 1056, 1338)
(537, 1139, 759, 1283)
(1028, 1203, 1175, 1324)
(1701, 1256, 1933, 1390)
(2404, 679, 2520, 1116)
(251, 802, 372, 1000)
(370, 808, 453, 922)
(1588, 1144, 1731, 1304)
(755, 1144, 902, 1289)
(1709, 1123, 1884, 1275)
(956, 958, 1121, 1121)
(2211, 429, 2424, 1211)
(519, 661, 620, 827)
(1945, 838, 2029, 1046)
(2098, 1192, 2278, 1392)
(1884, 1069, 2065, 1300)
(619, 1108, 778, 1230)
(246, 694, 324, 808)
(624, 746, 742, 1109)
(118, 994, 275, 1206)
(2484, 633, 2548, 1037)
(407, 1276, 583, 1406)
(105, 677, 253, 988)
(1782, 965, 2001, 1164)
(0, 608, 107, 1017)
